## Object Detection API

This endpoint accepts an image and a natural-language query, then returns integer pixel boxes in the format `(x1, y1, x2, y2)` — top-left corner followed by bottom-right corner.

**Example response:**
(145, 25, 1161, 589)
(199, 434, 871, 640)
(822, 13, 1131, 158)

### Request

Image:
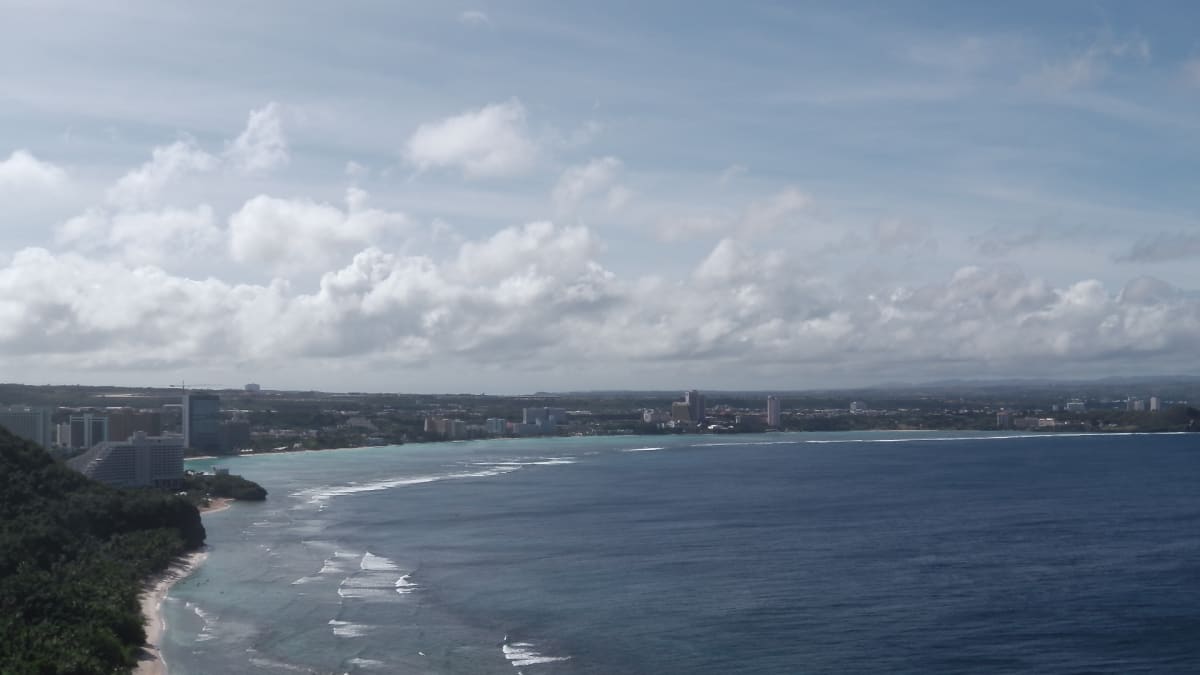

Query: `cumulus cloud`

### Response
(56, 205, 221, 265)
(228, 188, 410, 272)
(552, 156, 627, 213)
(225, 102, 288, 173)
(1116, 232, 1200, 263)
(0, 150, 68, 190)
(0, 248, 247, 363)
(1, 226, 1199, 382)
(106, 138, 217, 207)
(404, 99, 538, 178)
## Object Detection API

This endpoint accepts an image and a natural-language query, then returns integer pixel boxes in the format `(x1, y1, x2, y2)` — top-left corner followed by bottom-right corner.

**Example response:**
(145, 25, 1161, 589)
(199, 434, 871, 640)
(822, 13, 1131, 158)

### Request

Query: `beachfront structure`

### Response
(766, 396, 781, 427)
(67, 432, 185, 489)
(183, 392, 221, 454)
(522, 407, 567, 427)
(0, 406, 53, 448)
(685, 390, 706, 423)
(671, 401, 693, 423)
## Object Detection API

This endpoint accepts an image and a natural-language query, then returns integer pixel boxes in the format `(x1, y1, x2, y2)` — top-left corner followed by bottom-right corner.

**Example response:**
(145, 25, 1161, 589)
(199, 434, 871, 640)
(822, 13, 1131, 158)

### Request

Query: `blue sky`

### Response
(1, 1, 1198, 392)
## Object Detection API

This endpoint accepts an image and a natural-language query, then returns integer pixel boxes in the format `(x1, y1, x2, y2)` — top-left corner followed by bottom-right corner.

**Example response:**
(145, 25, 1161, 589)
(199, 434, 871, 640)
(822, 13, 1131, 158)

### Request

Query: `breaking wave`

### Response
(502, 640, 571, 668)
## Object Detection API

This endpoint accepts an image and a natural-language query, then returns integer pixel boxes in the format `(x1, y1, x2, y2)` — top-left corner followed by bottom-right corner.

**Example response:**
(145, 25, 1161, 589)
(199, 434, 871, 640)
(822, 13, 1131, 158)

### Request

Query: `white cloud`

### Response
(106, 138, 217, 208)
(0, 150, 68, 190)
(404, 99, 538, 178)
(1023, 35, 1151, 91)
(459, 10, 489, 25)
(56, 205, 221, 265)
(229, 188, 409, 273)
(740, 187, 811, 235)
(552, 156, 624, 213)
(658, 186, 811, 241)
(2, 226, 1199, 383)
(345, 160, 369, 180)
(225, 102, 288, 173)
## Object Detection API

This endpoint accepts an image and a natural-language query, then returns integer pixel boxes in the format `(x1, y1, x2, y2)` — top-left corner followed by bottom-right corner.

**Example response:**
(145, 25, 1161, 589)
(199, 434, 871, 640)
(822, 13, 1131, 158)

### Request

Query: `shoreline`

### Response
(135, 549, 208, 675)
(201, 496, 234, 514)
(135, 500, 231, 674)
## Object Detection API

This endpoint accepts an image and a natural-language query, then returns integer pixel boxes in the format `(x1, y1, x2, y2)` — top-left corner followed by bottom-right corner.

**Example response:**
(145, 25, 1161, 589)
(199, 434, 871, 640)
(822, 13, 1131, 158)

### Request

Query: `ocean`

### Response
(162, 432, 1200, 674)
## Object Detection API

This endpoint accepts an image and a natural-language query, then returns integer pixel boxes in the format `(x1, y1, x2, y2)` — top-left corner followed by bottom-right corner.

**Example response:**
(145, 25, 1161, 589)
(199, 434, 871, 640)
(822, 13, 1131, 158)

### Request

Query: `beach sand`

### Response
(135, 549, 208, 675)
(135, 499, 232, 674)
(201, 497, 234, 514)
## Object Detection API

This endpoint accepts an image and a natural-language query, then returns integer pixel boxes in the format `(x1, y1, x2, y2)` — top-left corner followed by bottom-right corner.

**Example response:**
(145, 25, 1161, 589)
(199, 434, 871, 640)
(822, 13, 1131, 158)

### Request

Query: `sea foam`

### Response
(502, 641, 571, 668)
(328, 619, 373, 638)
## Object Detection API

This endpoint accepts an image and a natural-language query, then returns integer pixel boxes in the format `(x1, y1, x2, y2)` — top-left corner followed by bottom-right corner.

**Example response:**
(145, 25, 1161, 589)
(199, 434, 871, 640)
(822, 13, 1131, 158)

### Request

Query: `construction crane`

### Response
(168, 381, 223, 393)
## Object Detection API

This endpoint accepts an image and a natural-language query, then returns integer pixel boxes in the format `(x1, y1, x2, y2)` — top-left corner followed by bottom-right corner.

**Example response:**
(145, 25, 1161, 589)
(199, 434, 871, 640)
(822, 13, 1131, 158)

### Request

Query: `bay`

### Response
(162, 431, 1200, 674)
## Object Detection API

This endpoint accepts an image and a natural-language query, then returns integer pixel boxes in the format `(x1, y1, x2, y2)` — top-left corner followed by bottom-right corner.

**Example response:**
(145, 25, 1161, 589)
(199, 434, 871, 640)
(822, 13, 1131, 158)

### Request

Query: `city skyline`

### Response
(2, 2, 1199, 393)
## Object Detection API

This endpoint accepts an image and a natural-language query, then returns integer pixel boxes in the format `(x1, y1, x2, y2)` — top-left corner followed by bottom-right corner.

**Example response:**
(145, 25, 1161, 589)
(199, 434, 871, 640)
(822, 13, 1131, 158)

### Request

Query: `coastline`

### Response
(135, 499, 231, 674)
(201, 496, 234, 514)
(135, 549, 208, 675)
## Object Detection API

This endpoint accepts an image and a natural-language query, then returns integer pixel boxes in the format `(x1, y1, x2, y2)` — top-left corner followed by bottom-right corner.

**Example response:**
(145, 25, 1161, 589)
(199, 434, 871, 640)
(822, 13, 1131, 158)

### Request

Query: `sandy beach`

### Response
(135, 500, 231, 674)
(202, 496, 234, 514)
(135, 549, 208, 675)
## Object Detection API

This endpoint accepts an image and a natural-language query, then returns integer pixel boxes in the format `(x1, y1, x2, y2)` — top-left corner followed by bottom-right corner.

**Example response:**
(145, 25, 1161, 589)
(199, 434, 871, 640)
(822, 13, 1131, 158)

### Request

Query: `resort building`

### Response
(67, 432, 185, 489)
(766, 396, 781, 427)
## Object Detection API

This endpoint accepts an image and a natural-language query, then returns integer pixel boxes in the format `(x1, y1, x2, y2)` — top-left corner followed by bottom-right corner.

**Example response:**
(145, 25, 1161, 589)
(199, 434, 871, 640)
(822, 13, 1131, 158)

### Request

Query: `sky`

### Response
(1, 1, 1199, 393)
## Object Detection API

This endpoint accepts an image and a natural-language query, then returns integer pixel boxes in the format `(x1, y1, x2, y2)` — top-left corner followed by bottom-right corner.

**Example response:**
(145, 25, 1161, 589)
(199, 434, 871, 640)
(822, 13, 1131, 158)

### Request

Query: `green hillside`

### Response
(0, 426, 205, 674)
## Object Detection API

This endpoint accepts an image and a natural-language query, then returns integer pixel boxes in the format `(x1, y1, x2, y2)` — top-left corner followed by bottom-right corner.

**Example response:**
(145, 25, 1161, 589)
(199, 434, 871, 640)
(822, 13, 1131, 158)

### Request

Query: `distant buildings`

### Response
(0, 406, 52, 447)
(766, 396, 781, 427)
(671, 401, 693, 423)
(849, 401, 865, 414)
(423, 416, 471, 439)
(183, 392, 221, 454)
(69, 413, 109, 450)
(996, 410, 1012, 429)
(244, 383, 262, 393)
(1150, 396, 1160, 412)
(523, 407, 566, 427)
(685, 390, 706, 424)
(67, 432, 184, 489)
(218, 419, 251, 454)
(1065, 399, 1086, 412)
(107, 408, 163, 443)
(485, 418, 507, 435)
(643, 409, 669, 424)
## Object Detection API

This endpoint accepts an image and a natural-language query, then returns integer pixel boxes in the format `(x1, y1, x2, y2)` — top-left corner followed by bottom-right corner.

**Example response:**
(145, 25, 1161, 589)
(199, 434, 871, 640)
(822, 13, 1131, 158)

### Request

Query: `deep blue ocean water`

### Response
(163, 432, 1200, 674)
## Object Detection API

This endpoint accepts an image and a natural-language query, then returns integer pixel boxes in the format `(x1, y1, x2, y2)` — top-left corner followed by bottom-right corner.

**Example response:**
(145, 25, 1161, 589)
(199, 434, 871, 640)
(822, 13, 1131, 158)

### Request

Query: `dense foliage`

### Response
(0, 427, 205, 674)
(183, 472, 268, 501)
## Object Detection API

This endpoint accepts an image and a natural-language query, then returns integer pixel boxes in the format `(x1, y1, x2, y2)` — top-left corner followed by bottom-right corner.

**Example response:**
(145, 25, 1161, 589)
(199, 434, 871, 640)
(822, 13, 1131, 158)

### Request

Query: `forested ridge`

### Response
(0, 426, 205, 674)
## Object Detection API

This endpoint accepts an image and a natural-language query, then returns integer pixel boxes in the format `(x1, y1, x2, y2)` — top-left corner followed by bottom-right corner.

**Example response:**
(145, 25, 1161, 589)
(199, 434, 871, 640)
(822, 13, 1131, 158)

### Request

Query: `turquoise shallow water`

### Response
(163, 431, 1200, 674)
